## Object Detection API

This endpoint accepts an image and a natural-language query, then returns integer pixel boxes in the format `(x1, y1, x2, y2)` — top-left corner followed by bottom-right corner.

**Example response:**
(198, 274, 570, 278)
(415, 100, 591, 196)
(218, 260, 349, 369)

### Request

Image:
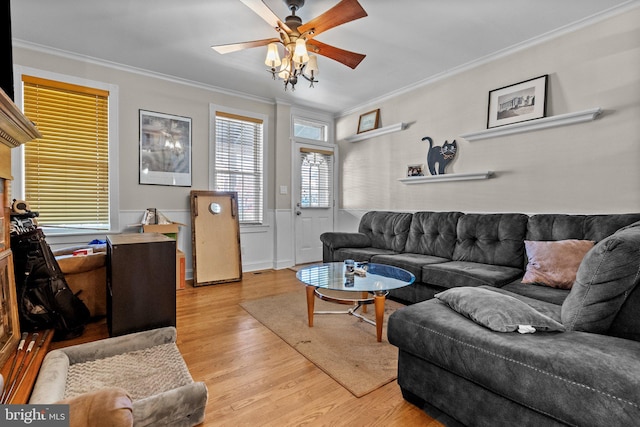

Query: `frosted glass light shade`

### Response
(305, 54, 319, 77)
(265, 43, 281, 67)
(278, 56, 291, 79)
(293, 39, 309, 65)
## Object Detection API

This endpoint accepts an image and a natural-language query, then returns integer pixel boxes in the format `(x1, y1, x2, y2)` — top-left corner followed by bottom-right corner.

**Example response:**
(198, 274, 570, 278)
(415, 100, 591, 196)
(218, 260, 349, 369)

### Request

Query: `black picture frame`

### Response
(487, 75, 548, 129)
(139, 109, 192, 186)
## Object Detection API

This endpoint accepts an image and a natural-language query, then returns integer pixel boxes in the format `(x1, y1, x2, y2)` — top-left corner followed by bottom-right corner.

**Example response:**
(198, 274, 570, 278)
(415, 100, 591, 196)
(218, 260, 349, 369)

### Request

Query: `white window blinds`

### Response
(299, 147, 333, 208)
(22, 75, 110, 229)
(214, 111, 264, 224)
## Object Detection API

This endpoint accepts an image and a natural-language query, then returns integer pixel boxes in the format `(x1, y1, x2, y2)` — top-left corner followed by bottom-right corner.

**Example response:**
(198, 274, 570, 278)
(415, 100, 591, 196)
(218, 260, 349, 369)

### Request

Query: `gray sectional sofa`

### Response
(320, 211, 640, 426)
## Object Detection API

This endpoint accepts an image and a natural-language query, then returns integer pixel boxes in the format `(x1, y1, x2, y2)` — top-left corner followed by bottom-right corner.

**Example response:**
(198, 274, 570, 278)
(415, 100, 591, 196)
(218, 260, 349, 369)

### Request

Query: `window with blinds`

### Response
(299, 148, 333, 208)
(214, 111, 264, 224)
(22, 75, 109, 229)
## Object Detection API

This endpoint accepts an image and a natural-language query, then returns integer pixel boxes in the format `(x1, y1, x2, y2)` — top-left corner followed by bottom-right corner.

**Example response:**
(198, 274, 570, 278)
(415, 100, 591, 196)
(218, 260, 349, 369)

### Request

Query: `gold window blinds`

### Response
(22, 75, 109, 228)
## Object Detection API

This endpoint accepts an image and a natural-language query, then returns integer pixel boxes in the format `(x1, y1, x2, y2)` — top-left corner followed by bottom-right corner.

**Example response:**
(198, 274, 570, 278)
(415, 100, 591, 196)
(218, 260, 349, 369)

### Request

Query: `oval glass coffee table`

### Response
(296, 262, 415, 342)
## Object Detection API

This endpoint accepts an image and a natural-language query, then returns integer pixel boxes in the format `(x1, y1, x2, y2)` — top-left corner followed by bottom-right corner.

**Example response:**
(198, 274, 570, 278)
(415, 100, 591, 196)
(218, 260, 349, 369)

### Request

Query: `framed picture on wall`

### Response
(139, 109, 192, 186)
(407, 164, 424, 177)
(357, 109, 380, 133)
(487, 75, 548, 129)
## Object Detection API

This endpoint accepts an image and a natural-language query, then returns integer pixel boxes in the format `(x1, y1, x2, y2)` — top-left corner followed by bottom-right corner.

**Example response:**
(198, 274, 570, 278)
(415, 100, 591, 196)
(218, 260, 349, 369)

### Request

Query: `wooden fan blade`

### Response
(298, 0, 367, 38)
(307, 40, 365, 69)
(239, 0, 291, 33)
(212, 38, 280, 54)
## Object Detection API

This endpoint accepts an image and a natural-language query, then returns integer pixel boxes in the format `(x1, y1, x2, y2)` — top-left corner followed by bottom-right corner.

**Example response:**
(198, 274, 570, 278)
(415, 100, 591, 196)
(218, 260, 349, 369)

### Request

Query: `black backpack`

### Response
(11, 228, 90, 341)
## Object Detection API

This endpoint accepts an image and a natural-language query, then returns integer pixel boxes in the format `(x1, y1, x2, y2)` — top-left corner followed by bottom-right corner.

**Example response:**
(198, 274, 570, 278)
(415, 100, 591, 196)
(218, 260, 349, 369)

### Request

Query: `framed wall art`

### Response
(357, 109, 380, 134)
(139, 109, 192, 186)
(487, 75, 548, 129)
(407, 164, 424, 177)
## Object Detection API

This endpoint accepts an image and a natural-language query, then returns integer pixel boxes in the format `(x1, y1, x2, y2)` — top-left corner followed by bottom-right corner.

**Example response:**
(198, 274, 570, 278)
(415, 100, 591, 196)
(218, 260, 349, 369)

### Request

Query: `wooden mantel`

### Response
(0, 88, 43, 403)
(0, 88, 42, 179)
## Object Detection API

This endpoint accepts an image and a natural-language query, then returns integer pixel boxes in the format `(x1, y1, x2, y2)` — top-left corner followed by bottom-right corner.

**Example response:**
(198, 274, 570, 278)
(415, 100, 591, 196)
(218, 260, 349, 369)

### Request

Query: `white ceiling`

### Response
(10, 0, 637, 115)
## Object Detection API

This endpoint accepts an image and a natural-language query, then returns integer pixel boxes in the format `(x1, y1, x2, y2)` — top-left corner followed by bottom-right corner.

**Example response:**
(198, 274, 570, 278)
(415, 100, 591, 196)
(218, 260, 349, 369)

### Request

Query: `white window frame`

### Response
(209, 104, 268, 229)
(12, 66, 120, 234)
(290, 110, 337, 213)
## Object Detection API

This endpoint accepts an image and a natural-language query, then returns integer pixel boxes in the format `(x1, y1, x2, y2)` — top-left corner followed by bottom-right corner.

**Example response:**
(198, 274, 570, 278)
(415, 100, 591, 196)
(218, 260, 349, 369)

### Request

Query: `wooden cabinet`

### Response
(107, 233, 176, 337)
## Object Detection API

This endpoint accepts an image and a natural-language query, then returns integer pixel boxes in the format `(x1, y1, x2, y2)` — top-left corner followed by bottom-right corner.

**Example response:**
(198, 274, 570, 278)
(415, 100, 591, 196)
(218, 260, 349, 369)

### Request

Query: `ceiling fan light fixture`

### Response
(293, 38, 309, 65)
(278, 56, 291, 79)
(213, 0, 367, 91)
(264, 43, 282, 68)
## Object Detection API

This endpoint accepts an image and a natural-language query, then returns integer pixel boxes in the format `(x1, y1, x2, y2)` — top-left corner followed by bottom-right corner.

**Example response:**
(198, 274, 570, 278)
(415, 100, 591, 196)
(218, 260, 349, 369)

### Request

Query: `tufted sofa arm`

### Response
(320, 232, 371, 262)
(320, 232, 371, 250)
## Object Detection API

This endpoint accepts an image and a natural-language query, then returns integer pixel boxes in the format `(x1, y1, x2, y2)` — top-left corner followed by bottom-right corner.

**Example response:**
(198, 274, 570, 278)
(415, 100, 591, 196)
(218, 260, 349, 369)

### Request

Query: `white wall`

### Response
(12, 46, 293, 276)
(12, 7, 640, 273)
(335, 8, 640, 221)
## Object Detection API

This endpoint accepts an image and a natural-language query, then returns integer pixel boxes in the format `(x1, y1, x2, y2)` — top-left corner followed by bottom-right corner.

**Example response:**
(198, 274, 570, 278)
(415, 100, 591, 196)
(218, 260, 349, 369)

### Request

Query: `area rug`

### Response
(240, 290, 403, 397)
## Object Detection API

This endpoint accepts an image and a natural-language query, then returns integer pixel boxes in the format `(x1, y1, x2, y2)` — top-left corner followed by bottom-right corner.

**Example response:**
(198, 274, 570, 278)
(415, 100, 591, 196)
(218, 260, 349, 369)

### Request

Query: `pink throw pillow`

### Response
(522, 240, 595, 289)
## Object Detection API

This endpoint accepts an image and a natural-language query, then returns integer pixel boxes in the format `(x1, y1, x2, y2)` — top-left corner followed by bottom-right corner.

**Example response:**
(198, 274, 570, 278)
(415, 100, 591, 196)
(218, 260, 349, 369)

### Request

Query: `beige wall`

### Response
(13, 47, 278, 214)
(336, 8, 640, 215)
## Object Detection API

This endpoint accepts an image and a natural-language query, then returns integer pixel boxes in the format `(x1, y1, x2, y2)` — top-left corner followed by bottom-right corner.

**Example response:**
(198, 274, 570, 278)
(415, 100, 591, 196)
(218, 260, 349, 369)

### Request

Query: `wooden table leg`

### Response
(374, 293, 386, 342)
(305, 285, 315, 327)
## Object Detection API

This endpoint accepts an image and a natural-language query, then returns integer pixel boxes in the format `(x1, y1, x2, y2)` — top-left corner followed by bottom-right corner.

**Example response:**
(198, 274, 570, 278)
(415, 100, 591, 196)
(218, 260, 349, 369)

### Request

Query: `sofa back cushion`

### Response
(527, 213, 640, 242)
(358, 211, 413, 252)
(561, 221, 640, 340)
(452, 213, 528, 268)
(404, 211, 463, 258)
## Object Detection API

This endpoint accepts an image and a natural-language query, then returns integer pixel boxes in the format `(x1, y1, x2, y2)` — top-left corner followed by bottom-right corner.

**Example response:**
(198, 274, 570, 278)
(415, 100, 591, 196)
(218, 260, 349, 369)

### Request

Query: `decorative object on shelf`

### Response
(344, 122, 407, 143)
(487, 75, 548, 129)
(398, 171, 494, 184)
(357, 109, 380, 134)
(423, 136, 457, 175)
(461, 107, 602, 141)
(407, 164, 424, 177)
(211, 0, 367, 91)
(139, 110, 192, 187)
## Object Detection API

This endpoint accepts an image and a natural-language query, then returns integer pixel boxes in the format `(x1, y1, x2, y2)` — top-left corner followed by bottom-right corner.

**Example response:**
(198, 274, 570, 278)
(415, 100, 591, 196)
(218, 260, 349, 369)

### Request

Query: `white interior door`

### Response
(294, 144, 335, 264)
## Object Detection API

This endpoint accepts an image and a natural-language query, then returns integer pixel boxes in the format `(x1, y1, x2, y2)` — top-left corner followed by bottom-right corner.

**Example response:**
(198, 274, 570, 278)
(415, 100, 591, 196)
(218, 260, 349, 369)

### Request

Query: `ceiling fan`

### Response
(211, 0, 368, 90)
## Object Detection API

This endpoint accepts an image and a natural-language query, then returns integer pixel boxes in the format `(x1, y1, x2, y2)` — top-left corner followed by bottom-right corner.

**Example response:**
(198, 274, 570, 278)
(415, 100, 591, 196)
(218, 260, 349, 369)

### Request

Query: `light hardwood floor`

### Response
(52, 268, 442, 426)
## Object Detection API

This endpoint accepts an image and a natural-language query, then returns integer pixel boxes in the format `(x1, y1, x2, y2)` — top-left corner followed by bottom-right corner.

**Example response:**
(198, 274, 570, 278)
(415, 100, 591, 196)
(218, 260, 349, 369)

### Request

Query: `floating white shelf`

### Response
(459, 107, 602, 141)
(399, 171, 494, 184)
(344, 122, 408, 142)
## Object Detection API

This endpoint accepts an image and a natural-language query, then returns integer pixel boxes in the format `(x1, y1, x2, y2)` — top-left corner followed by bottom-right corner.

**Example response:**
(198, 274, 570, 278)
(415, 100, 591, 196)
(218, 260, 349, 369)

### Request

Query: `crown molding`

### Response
(337, 1, 640, 118)
(13, 39, 277, 106)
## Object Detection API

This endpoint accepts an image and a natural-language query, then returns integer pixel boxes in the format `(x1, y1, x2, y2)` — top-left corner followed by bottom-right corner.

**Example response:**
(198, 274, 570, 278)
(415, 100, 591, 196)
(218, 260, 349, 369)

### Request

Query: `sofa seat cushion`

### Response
(421, 261, 523, 289)
(388, 300, 640, 426)
(333, 247, 397, 262)
(501, 280, 569, 306)
(370, 253, 449, 282)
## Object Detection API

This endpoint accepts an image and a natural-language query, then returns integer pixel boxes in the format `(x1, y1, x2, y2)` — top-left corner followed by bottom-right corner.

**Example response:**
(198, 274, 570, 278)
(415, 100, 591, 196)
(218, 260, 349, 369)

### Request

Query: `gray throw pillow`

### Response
(435, 286, 565, 333)
(561, 223, 640, 333)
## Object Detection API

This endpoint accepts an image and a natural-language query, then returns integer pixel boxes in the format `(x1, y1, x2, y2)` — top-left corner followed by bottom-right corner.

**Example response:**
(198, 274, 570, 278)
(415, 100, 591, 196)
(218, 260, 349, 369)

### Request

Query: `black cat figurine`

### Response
(422, 136, 457, 175)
